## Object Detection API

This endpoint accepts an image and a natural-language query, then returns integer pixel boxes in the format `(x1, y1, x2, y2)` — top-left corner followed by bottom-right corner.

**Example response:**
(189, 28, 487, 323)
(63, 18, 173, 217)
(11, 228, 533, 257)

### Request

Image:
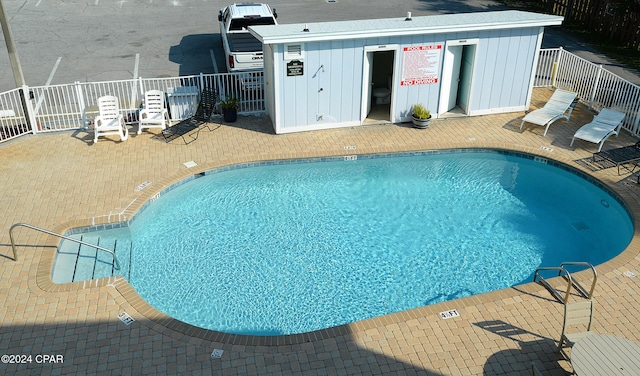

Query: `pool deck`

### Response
(2, 87, 640, 375)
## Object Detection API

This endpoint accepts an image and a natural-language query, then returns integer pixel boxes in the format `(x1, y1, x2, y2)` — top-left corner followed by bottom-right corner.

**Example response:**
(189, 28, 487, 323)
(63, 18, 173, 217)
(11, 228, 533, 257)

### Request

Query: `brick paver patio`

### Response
(1, 88, 640, 375)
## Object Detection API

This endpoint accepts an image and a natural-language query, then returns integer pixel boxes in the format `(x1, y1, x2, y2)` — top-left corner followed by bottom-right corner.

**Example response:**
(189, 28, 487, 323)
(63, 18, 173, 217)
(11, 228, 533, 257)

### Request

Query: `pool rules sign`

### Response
(401, 44, 442, 85)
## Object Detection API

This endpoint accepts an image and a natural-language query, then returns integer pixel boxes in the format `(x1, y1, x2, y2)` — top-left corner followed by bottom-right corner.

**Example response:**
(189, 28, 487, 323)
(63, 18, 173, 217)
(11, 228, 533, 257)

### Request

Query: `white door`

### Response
(438, 39, 478, 115)
(361, 45, 399, 124)
(457, 45, 476, 113)
(439, 46, 463, 113)
(361, 52, 373, 121)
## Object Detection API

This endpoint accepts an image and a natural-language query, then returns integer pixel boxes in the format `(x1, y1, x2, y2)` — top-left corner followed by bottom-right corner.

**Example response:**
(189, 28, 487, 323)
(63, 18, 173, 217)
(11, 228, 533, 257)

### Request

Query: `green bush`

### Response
(412, 104, 431, 120)
(220, 98, 239, 110)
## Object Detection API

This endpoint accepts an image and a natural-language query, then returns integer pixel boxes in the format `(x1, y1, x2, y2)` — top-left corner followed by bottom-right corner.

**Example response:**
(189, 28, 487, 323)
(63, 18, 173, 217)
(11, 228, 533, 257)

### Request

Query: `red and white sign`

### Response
(401, 44, 442, 86)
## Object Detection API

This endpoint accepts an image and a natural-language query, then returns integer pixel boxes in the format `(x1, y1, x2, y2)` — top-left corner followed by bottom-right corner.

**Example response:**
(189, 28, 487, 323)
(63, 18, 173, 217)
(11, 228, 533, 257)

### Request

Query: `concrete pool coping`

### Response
(4, 87, 640, 374)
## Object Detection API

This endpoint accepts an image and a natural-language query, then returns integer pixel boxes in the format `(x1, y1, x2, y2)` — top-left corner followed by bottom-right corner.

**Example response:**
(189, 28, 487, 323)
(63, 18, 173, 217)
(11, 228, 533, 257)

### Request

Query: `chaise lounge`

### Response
(570, 108, 626, 152)
(592, 141, 640, 175)
(520, 89, 578, 136)
(161, 88, 218, 144)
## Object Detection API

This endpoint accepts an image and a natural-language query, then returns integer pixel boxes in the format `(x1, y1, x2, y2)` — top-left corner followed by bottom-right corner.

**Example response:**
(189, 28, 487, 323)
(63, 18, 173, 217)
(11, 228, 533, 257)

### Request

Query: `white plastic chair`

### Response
(520, 89, 578, 136)
(93, 96, 129, 143)
(138, 90, 170, 134)
(570, 109, 627, 152)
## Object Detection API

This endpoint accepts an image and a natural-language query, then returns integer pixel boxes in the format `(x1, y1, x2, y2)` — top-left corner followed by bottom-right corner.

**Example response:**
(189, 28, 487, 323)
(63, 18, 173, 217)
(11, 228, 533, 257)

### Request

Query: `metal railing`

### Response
(533, 261, 597, 304)
(9, 223, 121, 270)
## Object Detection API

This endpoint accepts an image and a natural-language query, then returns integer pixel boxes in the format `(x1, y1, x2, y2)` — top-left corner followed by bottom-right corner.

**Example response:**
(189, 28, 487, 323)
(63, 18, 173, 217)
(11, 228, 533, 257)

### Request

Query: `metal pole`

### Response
(0, 0, 26, 87)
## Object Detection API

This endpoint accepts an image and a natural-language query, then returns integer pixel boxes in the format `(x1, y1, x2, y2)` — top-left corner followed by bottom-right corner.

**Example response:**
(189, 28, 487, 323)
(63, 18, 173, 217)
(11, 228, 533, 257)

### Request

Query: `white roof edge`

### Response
(249, 11, 564, 45)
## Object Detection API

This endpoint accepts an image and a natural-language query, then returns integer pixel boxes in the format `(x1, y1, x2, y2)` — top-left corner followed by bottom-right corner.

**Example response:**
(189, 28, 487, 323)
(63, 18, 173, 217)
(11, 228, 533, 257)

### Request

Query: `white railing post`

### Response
(553, 47, 563, 88)
(199, 73, 205, 90)
(21, 85, 38, 134)
(75, 81, 87, 128)
(589, 65, 603, 110)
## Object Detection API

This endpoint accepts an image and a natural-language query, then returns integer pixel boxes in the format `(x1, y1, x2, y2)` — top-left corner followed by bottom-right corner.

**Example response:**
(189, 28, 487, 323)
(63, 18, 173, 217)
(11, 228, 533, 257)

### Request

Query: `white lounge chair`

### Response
(570, 108, 626, 152)
(138, 90, 170, 135)
(93, 95, 129, 143)
(520, 89, 578, 136)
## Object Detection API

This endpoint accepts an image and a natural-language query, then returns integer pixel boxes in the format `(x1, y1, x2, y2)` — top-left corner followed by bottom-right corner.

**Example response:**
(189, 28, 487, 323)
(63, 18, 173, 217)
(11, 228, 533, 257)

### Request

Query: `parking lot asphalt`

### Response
(0, 0, 638, 92)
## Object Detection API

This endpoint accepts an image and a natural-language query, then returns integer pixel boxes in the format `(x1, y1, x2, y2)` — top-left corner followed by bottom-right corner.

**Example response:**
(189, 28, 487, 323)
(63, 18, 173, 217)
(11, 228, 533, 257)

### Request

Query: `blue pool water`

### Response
(78, 151, 635, 335)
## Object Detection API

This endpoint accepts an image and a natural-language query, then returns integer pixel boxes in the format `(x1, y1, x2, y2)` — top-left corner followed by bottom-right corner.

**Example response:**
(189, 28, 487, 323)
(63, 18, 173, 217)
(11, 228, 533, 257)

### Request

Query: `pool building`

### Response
(250, 10, 563, 133)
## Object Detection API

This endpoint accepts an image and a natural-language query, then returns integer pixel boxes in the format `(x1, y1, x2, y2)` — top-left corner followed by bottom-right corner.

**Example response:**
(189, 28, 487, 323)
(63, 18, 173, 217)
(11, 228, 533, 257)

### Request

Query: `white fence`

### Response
(0, 88, 29, 142)
(2, 48, 640, 143)
(534, 47, 640, 134)
(0, 72, 265, 142)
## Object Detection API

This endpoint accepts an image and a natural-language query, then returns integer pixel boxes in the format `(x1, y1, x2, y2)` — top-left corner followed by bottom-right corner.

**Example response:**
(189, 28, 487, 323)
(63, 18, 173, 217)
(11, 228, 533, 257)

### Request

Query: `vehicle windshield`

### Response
(230, 17, 276, 30)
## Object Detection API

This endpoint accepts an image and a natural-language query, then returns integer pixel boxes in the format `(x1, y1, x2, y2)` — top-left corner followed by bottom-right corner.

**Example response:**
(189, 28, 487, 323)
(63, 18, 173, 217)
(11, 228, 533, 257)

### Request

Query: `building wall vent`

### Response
(285, 44, 304, 60)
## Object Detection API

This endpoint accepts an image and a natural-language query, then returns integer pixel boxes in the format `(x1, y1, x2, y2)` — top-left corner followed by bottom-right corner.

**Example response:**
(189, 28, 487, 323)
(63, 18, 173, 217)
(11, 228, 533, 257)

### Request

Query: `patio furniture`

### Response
(162, 88, 218, 144)
(570, 334, 640, 375)
(93, 96, 129, 143)
(138, 90, 170, 134)
(558, 300, 594, 360)
(520, 89, 578, 136)
(570, 109, 626, 152)
(592, 141, 640, 175)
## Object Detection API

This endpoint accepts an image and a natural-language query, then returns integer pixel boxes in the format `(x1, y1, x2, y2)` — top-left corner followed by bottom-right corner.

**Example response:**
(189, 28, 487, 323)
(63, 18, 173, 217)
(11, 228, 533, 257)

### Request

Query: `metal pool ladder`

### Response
(8, 222, 121, 270)
(533, 262, 597, 304)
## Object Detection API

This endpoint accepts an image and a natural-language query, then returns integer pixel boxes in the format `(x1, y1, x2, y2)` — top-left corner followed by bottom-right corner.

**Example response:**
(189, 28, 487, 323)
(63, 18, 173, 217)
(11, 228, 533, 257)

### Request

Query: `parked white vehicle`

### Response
(218, 3, 278, 72)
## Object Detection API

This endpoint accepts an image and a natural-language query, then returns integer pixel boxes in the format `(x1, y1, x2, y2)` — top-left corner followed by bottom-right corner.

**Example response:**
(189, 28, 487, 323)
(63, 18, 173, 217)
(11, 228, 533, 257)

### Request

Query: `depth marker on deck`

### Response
(118, 312, 135, 325)
(135, 181, 152, 192)
(439, 309, 460, 320)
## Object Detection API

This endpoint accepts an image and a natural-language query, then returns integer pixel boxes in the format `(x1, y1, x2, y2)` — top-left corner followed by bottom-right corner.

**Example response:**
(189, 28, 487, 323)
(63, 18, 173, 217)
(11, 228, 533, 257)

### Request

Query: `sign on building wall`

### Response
(287, 60, 304, 76)
(401, 44, 443, 85)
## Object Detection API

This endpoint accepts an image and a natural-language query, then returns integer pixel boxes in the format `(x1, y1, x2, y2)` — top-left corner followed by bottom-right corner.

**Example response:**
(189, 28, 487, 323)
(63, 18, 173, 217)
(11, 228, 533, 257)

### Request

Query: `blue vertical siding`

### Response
(472, 27, 540, 113)
(271, 26, 542, 132)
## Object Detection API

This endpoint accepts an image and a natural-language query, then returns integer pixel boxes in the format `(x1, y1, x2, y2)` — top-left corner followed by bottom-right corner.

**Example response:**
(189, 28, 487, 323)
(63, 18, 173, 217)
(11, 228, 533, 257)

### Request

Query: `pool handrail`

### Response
(560, 261, 597, 300)
(9, 222, 121, 270)
(533, 262, 597, 304)
(534, 265, 574, 304)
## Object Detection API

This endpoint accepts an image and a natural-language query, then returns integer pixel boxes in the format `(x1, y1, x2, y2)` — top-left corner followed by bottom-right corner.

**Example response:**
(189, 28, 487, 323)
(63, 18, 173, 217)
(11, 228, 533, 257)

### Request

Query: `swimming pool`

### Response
(59, 150, 634, 335)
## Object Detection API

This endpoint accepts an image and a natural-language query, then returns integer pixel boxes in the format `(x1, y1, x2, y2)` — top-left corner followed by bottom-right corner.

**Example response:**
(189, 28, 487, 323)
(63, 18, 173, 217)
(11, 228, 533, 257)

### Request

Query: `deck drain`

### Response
(624, 271, 636, 278)
(439, 309, 460, 320)
(118, 312, 135, 325)
(183, 160, 198, 168)
(571, 221, 589, 231)
(211, 349, 224, 359)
